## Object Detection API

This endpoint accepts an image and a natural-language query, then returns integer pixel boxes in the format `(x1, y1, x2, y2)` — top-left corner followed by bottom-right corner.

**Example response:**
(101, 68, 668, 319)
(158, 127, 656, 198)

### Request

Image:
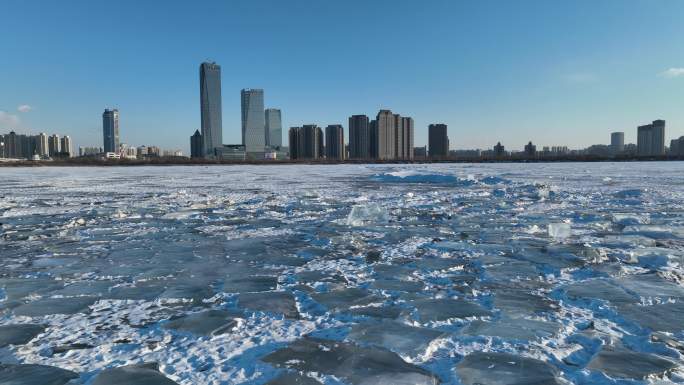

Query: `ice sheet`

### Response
(0, 162, 683, 384)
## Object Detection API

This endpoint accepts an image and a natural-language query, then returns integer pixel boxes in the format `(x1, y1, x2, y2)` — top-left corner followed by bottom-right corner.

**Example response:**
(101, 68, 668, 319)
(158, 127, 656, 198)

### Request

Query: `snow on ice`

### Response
(0, 162, 683, 384)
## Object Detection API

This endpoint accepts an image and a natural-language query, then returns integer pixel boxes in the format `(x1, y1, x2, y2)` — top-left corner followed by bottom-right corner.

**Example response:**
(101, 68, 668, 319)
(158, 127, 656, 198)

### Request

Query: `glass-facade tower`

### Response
(102, 108, 119, 153)
(265, 108, 282, 147)
(241, 89, 266, 154)
(200, 62, 223, 157)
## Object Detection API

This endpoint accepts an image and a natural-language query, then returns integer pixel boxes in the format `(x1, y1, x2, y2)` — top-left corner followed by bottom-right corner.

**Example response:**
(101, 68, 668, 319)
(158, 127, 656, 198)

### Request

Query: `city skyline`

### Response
(2, 1, 684, 154)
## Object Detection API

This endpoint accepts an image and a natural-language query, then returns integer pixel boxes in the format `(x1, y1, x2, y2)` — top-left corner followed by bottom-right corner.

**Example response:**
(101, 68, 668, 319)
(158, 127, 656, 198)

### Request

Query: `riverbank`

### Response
(1, 155, 683, 167)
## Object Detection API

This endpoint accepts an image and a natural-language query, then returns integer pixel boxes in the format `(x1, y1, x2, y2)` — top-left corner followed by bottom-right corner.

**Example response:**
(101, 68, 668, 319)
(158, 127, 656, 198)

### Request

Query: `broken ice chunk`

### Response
(613, 189, 643, 198)
(238, 291, 299, 319)
(492, 290, 557, 317)
(311, 288, 381, 312)
(587, 347, 677, 380)
(616, 301, 684, 333)
(265, 372, 323, 385)
(262, 337, 439, 385)
(456, 352, 562, 385)
(13, 296, 97, 317)
(408, 298, 492, 322)
(223, 275, 278, 293)
(460, 317, 559, 341)
(562, 279, 638, 305)
(92, 362, 180, 385)
(0, 324, 45, 347)
(162, 310, 238, 336)
(347, 320, 445, 357)
(547, 223, 571, 240)
(346, 203, 389, 227)
(0, 364, 79, 385)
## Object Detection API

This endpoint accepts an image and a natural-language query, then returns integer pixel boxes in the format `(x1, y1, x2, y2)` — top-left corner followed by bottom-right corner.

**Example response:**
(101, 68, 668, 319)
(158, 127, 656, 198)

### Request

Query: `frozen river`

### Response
(0, 163, 683, 384)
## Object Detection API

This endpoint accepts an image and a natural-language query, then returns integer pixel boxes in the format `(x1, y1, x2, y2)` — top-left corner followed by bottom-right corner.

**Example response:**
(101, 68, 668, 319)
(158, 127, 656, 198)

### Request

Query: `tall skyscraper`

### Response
(402, 117, 415, 160)
(60, 135, 72, 157)
(265, 108, 282, 147)
(375, 110, 396, 160)
(289, 127, 304, 160)
(393, 114, 404, 160)
(48, 134, 61, 157)
(369, 120, 378, 159)
(428, 124, 449, 158)
(325, 124, 344, 160)
(610, 132, 625, 154)
(651, 119, 665, 155)
(349, 115, 370, 159)
(637, 120, 665, 156)
(241, 89, 266, 154)
(200, 62, 223, 157)
(102, 108, 120, 153)
(37, 133, 49, 158)
(190, 130, 203, 158)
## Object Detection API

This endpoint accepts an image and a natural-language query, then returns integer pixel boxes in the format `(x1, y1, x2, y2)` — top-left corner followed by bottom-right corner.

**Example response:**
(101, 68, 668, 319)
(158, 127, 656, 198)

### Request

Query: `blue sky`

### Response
(1, 0, 684, 153)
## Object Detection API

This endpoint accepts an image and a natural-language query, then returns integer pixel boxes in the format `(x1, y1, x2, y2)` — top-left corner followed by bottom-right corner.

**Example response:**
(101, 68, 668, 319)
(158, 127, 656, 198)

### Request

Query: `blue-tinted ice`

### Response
(0, 163, 683, 384)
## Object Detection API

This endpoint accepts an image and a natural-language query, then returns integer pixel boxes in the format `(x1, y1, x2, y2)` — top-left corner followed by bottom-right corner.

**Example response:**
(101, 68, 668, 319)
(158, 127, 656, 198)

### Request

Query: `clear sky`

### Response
(2, 0, 684, 154)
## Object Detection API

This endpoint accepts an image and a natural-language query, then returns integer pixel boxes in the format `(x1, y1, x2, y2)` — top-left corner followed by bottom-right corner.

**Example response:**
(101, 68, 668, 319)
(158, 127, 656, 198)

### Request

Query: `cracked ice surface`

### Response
(0, 163, 683, 384)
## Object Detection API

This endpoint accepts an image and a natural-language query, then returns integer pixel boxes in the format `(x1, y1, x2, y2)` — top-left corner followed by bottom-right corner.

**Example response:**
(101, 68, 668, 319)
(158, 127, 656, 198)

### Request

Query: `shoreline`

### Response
(1, 156, 683, 167)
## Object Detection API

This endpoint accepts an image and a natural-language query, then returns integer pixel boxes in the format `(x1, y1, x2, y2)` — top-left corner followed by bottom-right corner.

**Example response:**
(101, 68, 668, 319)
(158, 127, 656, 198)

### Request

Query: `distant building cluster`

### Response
(0, 131, 71, 160)
(287, 110, 414, 161)
(77, 108, 182, 160)
(289, 125, 323, 160)
(341, 110, 414, 161)
(436, 119, 678, 161)
(190, 62, 284, 161)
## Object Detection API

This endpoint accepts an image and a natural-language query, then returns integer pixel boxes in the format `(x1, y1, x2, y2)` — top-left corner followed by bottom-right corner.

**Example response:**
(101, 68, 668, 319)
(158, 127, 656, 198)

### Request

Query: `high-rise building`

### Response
(524, 141, 537, 157)
(325, 125, 344, 160)
(241, 89, 266, 154)
(37, 133, 49, 158)
(190, 130, 203, 158)
(60, 135, 72, 157)
(48, 134, 61, 157)
(611, 132, 625, 154)
(317, 126, 324, 159)
(493, 142, 506, 157)
(670, 136, 684, 156)
(401, 117, 415, 160)
(428, 124, 449, 159)
(375, 110, 396, 160)
(637, 120, 665, 156)
(265, 108, 282, 148)
(393, 114, 404, 160)
(289, 125, 322, 160)
(369, 120, 378, 159)
(200, 62, 223, 157)
(102, 108, 120, 153)
(349, 115, 370, 159)
(289, 127, 303, 160)
(652, 119, 666, 155)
